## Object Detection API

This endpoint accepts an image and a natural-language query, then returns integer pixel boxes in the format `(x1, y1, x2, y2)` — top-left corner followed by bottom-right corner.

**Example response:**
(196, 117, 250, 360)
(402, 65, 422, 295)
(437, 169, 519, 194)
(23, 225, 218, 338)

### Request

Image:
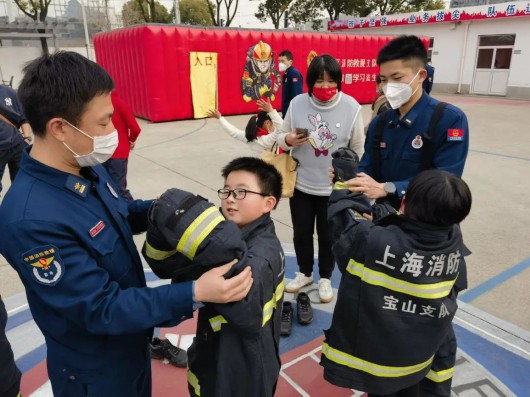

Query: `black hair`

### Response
(221, 157, 282, 208)
(404, 170, 472, 227)
(306, 54, 342, 95)
(377, 35, 427, 70)
(279, 50, 294, 61)
(18, 51, 114, 137)
(244, 111, 272, 142)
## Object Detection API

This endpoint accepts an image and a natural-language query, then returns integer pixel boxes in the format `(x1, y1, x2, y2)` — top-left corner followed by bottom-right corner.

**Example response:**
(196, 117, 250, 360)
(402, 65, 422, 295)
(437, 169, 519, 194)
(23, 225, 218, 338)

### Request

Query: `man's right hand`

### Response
(194, 261, 253, 303)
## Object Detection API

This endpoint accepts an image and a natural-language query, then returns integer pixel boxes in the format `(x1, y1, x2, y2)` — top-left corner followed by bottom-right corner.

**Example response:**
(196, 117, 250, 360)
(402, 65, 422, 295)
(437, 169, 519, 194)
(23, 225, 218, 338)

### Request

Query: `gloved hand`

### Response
(332, 147, 360, 183)
(372, 201, 399, 224)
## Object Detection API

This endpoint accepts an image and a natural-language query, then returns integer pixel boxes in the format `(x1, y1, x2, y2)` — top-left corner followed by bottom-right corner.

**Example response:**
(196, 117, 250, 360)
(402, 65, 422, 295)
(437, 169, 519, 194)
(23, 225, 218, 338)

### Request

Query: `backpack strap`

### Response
(420, 102, 448, 172)
(372, 110, 391, 182)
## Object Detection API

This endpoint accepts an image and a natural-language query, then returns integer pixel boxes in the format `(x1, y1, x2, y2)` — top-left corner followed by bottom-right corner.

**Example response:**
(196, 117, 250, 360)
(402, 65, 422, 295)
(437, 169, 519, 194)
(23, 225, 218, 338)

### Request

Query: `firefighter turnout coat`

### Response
(321, 189, 467, 394)
(187, 213, 285, 397)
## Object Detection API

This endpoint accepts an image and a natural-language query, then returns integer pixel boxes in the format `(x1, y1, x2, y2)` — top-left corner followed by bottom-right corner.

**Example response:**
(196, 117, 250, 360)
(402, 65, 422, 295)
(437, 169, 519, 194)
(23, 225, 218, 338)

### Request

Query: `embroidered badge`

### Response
(447, 129, 464, 141)
(89, 220, 106, 238)
(107, 182, 118, 198)
(292, 78, 298, 82)
(412, 135, 423, 149)
(380, 142, 387, 149)
(23, 245, 64, 286)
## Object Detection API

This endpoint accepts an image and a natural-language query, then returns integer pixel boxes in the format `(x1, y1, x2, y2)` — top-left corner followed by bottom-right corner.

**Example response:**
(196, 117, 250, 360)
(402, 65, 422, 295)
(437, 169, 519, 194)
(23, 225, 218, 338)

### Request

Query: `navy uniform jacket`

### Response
(281, 66, 303, 116)
(0, 85, 25, 150)
(359, 93, 468, 198)
(0, 149, 194, 388)
(321, 190, 466, 394)
(187, 213, 284, 397)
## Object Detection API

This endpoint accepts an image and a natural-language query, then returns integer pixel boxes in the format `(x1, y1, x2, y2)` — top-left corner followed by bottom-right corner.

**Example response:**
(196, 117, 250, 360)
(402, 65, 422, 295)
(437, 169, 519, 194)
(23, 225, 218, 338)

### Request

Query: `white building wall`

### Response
(346, 16, 530, 99)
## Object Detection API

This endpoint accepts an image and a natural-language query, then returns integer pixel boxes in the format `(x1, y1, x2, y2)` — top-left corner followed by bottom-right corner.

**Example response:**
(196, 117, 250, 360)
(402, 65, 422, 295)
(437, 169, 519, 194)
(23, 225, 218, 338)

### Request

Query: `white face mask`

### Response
(62, 120, 118, 167)
(383, 71, 421, 109)
(279, 63, 288, 72)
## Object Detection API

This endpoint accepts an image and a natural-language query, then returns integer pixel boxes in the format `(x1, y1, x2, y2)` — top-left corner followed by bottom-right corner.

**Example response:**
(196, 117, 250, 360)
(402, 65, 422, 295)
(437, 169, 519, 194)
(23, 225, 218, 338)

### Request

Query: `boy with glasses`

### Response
(144, 157, 284, 397)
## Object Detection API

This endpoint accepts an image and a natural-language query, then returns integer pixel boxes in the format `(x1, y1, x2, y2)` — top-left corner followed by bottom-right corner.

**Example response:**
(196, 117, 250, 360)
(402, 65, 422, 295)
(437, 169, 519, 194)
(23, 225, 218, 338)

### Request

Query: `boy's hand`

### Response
(194, 261, 253, 303)
(206, 109, 222, 119)
(256, 99, 273, 113)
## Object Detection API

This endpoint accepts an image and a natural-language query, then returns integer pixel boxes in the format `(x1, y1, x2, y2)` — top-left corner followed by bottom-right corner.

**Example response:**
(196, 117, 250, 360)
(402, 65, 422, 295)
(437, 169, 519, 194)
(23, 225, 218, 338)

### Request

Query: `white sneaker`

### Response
(285, 272, 313, 293)
(318, 278, 333, 303)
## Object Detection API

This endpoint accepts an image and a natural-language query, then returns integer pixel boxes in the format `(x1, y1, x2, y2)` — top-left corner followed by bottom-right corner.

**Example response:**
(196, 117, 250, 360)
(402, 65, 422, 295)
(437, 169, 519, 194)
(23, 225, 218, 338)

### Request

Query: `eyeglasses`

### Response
(217, 188, 268, 200)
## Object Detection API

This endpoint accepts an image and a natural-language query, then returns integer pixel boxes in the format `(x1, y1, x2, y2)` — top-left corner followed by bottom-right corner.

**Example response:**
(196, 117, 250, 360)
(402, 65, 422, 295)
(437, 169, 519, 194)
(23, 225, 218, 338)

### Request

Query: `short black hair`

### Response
(404, 170, 472, 227)
(18, 51, 114, 137)
(279, 50, 293, 61)
(244, 111, 271, 142)
(306, 54, 342, 95)
(221, 157, 282, 208)
(377, 35, 427, 70)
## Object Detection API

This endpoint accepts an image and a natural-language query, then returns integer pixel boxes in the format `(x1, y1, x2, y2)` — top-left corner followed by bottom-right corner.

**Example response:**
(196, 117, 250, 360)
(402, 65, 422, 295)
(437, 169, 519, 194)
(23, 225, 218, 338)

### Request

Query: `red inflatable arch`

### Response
(94, 26, 426, 122)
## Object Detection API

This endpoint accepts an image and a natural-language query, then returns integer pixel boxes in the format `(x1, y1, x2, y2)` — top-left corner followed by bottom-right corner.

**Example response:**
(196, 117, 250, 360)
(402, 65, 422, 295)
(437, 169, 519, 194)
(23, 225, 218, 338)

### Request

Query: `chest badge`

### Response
(412, 135, 423, 149)
(106, 182, 118, 198)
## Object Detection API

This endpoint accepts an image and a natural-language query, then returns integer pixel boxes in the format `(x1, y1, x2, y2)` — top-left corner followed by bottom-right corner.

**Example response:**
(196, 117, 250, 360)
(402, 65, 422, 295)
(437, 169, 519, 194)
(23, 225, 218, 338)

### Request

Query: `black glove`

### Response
(372, 201, 399, 224)
(332, 147, 360, 183)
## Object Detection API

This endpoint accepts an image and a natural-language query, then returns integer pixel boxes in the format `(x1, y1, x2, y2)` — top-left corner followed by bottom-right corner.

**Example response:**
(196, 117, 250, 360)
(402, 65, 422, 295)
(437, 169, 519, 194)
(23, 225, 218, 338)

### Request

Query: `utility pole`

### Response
(81, 0, 90, 59)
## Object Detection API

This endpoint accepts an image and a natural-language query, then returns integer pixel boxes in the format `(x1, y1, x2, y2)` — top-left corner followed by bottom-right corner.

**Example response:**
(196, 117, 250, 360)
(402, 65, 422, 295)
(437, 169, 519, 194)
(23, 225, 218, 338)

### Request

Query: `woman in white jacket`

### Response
(207, 99, 283, 155)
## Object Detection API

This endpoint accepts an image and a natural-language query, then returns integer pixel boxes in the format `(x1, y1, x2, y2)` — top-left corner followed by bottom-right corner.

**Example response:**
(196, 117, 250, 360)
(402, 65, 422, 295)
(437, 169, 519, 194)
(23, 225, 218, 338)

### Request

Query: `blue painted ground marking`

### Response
(460, 257, 530, 303)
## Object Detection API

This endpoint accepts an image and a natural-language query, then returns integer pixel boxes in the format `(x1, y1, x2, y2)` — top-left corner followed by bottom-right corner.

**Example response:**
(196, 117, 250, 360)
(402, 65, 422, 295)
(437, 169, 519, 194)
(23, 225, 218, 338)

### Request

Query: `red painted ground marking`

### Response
(20, 360, 48, 396)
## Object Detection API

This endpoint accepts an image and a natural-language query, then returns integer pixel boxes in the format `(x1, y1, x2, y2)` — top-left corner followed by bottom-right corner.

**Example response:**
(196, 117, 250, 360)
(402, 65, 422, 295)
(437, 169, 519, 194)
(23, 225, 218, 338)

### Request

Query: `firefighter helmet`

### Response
(252, 41, 272, 61)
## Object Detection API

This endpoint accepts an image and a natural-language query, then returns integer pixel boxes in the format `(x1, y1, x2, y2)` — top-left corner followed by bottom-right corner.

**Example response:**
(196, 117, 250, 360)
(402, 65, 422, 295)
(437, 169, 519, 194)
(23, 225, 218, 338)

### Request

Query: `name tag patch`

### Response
(89, 220, 106, 238)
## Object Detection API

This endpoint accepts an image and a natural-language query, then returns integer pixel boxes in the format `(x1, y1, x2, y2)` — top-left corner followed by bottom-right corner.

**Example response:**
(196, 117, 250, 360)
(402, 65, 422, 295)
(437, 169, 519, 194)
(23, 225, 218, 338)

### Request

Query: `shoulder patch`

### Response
(22, 245, 64, 286)
(447, 128, 464, 141)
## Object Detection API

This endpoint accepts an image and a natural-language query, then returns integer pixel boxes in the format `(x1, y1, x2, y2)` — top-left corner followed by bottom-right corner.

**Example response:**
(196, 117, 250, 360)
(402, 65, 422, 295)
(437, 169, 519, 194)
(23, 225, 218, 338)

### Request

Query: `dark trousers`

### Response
(369, 383, 419, 397)
(289, 189, 334, 279)
(0, 141, 25, 194)
(0, 297, 22, 397)
(103, 158, 133, 201)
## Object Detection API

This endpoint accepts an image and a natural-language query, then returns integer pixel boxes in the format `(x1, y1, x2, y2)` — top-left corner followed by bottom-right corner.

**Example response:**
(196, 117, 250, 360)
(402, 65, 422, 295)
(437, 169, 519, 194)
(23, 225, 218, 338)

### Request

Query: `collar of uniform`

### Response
(240, 213, 272, 241)
(21, 147, 91, 199)
(397, 92, 430, 129)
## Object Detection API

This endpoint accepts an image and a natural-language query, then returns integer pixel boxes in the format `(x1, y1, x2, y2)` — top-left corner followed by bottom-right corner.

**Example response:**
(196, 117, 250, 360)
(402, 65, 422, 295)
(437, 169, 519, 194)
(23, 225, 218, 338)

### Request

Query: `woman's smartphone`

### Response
(295, 128, 309, 138)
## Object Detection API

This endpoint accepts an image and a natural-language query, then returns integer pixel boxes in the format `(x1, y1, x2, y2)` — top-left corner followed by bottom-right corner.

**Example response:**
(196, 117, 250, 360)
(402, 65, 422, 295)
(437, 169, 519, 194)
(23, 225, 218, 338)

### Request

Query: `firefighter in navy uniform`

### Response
(0, 52, 252, 397)
(321, 166, 472, 396)
(278, 50, 303, 116)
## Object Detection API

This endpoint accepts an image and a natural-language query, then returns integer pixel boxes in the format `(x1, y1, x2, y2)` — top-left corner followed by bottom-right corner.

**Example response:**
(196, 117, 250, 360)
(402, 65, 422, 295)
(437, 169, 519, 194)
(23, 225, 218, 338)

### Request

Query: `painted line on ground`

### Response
(459, 257, 530, 303)
(469, 149, 530, 162)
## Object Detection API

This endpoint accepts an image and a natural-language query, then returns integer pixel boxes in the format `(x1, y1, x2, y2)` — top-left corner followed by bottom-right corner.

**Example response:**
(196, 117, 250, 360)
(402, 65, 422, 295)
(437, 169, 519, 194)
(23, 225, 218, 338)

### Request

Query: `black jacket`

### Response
(187, 213, 284, 397)
(321, 189, 467, 394)
(0, 296, 21, 397)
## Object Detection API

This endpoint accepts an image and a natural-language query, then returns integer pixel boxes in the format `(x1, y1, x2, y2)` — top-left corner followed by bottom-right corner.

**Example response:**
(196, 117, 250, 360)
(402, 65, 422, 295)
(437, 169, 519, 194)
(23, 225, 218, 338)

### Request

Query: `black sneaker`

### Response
(281, 302, 293, 336)
(150, 337, 188, 368)
(297, 292, 313, 325)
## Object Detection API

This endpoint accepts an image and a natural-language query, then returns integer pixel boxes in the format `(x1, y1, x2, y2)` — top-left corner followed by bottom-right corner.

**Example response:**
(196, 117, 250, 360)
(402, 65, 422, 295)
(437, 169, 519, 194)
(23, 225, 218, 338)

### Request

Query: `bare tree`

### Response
(12, 0, 54, 54)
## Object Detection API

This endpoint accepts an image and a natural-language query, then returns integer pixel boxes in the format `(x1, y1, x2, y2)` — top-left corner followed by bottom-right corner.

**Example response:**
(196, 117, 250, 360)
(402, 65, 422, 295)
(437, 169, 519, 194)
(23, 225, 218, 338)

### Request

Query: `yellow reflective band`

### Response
(322, 342, 434, 378)
(262, 278, 285, 326)
(187, 370, 201, 396)
(333, 181, 349, 190)
(177, 206, 224, 259)
(426, 367, 454, 383)
(209, 315, 227, 332)
(346, 259, 457, 299)
(144, 241, 177, 261)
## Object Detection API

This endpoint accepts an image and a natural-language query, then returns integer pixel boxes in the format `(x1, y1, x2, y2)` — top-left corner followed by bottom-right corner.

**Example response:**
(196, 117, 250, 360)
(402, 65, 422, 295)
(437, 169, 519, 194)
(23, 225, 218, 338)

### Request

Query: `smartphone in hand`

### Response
(295, 128, 309, 138)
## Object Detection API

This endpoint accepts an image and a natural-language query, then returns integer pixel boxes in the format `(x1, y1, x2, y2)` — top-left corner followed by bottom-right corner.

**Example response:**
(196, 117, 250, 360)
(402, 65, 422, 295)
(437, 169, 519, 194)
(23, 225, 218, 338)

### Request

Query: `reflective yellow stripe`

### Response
(262, 278, 285, 326)
(144, 241, 177, 261)
(426, 367, 454, 383)
(177, 206, 224, 259)
(322, 342, 434, 378)
(209, 315, 227, 332)
(346, 259, 457, 299)
(187, 370, 201, 396)
(333, 181, 348, 190)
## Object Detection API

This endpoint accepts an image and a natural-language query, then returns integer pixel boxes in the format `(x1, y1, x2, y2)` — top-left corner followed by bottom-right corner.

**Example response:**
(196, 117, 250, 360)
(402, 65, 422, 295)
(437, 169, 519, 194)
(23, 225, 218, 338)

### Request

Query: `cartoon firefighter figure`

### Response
(241, 40, 281, 102)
